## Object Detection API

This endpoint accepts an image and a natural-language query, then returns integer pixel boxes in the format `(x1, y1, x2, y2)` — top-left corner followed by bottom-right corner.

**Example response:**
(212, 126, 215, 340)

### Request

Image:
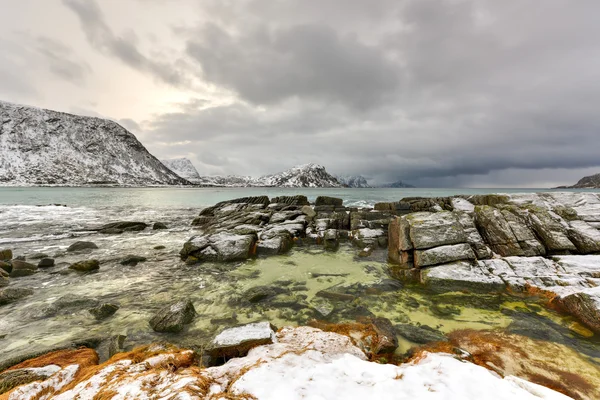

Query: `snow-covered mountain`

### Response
(336, 175, 371, 188)
(195, 175, 255, 187)
(161, 158, 201, 182)
(0, 101, 189, 186)
(255, 163, 342, 187)
(379, 180, 416, 188)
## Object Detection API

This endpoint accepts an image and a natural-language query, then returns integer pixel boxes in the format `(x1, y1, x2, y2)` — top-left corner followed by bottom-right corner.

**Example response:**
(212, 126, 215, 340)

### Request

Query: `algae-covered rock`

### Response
(9, 260, 38, 277)
(66, 241, 98, 252)
(149, 300, 196, 333)
(37, 258, 55, 268)
(0, 249, 13, 261)
(120, 255, 147, 266)
(558, 287, 600, 333)
(88, 303, 120, 320)
(69, 259, 100, 272)
(394, 323, 447, 344)
(153, 222, 168, 230)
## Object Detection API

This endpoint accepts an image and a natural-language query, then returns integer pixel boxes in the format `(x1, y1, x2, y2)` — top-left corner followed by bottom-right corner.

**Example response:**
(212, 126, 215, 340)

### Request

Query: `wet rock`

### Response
(256, 232, 293, 256)
(0, 249, 12, 261)
(0, 260, 11, 274)
(0, 287, 34, 306)
(37, 258, 55, 268)
(242, 286, 285, 303)
(352, 228, 385, 249)
(69, 259, 100, 272)
(96, 334, 127, 362)
(0, 269, 8, 287)
(153, 245, 166, 250)
(9, 260, 38, 277)
(28, 252, 49, 260)
(315, 196, 343, 207)
(394, 324, 448, 344)
(208, 321, 276, 362)
(67, 241, 98, 252)
(120, 255, 147, 266)
(149, 300, 196, 333)
(98, 221, 148, 234)
(414, 243, 476, 268)
(506, 313, 564, 343)
(369, 317, 398, 354)
(323, 229, 339, 251)
(42, 294, 100, 316)
(316, 290, 355, 302)
(153, 222, 168, 230)
(558, 287, 600, 333)
(89, 303, 120, 320)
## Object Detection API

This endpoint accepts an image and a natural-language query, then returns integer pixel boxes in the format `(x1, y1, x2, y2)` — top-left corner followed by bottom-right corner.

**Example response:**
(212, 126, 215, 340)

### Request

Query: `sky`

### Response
(1, 0, 599, 187)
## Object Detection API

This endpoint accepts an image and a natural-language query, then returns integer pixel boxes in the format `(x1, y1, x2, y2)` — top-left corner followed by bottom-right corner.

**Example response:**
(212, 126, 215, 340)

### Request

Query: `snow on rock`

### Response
(161, 158, 202, 182)
(0, 327, 574, 400)
(336, 175, 371, 188)
(256, 163, 343, 188)
(0, 101, 189, 186)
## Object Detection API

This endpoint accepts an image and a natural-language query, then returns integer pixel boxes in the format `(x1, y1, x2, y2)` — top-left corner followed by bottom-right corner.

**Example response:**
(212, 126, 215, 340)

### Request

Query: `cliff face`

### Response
(161, 158, 201, 182)
(0, 101, 189, 186)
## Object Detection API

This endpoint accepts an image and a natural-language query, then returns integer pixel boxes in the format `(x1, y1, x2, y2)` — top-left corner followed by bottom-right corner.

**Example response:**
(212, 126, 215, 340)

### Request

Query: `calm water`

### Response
(0, 186, 597, 208)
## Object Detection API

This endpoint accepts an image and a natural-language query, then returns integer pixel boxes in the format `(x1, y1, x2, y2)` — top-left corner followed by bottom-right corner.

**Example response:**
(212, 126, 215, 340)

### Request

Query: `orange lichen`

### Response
(6, 348, 98, 372)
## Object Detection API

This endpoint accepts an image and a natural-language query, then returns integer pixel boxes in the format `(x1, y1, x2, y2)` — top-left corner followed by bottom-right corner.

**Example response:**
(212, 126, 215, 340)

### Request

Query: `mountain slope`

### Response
(336, 175, 371, 188)
(0, 101, 189, 186)
(255, 163, 342, 187)
(161, 158, 201, 182)
(379, 180, 416, 188)
(563, 173, 600, 188)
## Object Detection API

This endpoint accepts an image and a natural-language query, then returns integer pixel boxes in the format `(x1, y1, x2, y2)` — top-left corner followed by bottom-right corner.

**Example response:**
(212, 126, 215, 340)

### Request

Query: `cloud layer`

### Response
(2, 0, 600, 187)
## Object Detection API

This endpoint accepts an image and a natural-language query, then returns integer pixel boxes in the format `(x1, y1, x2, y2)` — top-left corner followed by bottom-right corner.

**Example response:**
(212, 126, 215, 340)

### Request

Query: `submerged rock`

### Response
(149, 300, 196, 333)
(42, 294, 100, 317)
(0, 287, 34, 306)
(208, 321, 276, 362)
(98, 221, 148, 234)
(69, 259, 100, 272)
(120, 255, 147, 266)
(152, 222, 168, 230)
(37, 258, 55, 268)
(395, 323, 448, 344)
(66, 241, 98, 252)
(9, 260, 38, 277)
(88, 303, 120, 320)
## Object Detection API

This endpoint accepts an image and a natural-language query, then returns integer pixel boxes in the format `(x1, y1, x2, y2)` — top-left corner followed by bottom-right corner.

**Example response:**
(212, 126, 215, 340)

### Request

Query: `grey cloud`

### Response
(118, 118, 141, 132)
(34, 36, 91, 84)
(63, 0, 186, 86)
(187, 23, 400, 109)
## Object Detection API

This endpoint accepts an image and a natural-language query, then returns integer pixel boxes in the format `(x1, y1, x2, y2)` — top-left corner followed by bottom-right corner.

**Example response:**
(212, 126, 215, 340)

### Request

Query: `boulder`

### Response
(88, 303, 120, 320)
(500, 209, 546, 256)
(301, 205, 316, 218)
(37, 258, 55, 268)
(369, 317, 398, 354)
(526, 210, 577, 253)
(153, 222, 168, 230)
(149, 300, 196, 333)
(9, 260, 38, 277)
(208, 321, 276, 361)
(558, 288, 600, 333)
(98, 221, 148, 234)
(120, 255, 147, 266)
(67, 241, 98, 252)
(421, 261, 505, 293)
(180, 233, 257, 263)
(315, 196, 343, 207)
(474, 206, 525, 256)
(0, 269, 8, 287)
(0, 260, 11, 274)
(0, 287, 34, 306)
(352, 228, 385, 249)
(256, 233, 293, 256)
(0, 249, 12, 261)
(567, 220, 600, 253)
(456, 212, 492, 259)
(414, 243, 476, 268)
(323, 229, 339, 251)
(270, 195, 309, 206)
(405, 211, 466, 250)
(69, 259, 100, 272)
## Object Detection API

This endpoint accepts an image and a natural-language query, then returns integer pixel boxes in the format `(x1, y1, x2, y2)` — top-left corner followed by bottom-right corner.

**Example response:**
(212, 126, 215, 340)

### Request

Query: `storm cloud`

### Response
(2, 0, 600, 187)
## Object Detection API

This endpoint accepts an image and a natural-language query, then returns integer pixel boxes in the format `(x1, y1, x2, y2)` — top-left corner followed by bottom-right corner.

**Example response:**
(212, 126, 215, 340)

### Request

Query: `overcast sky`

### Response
(1, 0, 599, 187)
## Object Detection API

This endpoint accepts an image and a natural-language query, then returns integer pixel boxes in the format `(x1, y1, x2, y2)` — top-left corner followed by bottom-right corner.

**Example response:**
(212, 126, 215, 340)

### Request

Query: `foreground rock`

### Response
(0, 287, 34, 306)
(208, 321, 276, 362)
(68, 260, 99, 272)
(0, 327, 574, 400)
(149, 300, 196, 333)
(8, 260, 37, 278)
(88, 303, 119, 320)
(66, 241, 98, 252)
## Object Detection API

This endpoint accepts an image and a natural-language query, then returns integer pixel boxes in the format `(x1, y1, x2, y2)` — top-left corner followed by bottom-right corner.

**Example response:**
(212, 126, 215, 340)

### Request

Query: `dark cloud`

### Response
(63, 0, 186, 86)
(187, 23, 400, 109)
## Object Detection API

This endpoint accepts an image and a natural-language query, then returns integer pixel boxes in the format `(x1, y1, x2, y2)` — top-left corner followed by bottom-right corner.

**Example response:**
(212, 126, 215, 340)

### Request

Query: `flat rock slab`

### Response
(209, 321, 276, 360)
(406, 211, 466, 250)
(414, 243, 475, 268)
(422, 261, 505, 293)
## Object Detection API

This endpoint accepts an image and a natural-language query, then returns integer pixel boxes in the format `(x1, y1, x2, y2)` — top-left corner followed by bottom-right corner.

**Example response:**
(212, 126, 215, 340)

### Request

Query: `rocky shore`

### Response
(1, 192, 600, 398)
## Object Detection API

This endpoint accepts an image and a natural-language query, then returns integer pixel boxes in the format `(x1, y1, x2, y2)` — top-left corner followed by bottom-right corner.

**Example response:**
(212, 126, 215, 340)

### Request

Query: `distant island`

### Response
(556, 173, 600, 189)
